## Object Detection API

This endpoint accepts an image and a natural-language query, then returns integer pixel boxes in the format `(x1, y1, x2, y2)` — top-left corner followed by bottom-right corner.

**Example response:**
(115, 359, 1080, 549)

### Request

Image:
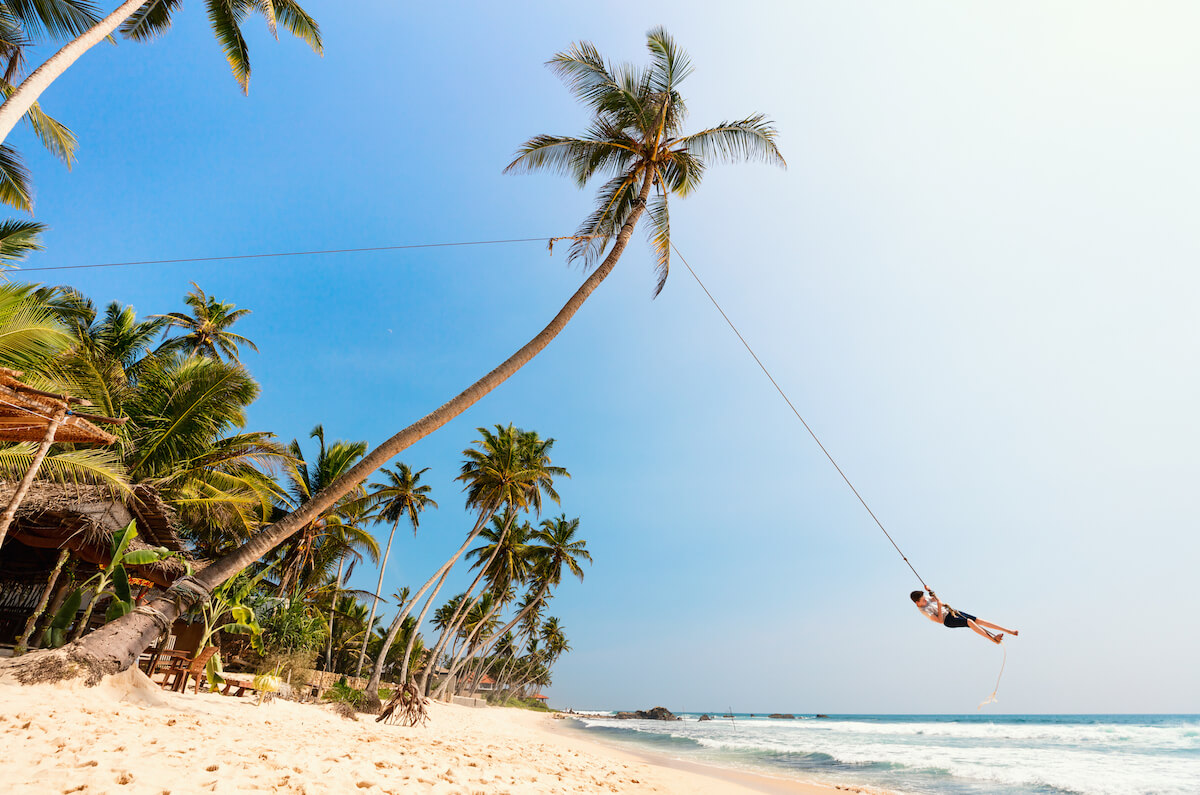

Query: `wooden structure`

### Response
(0, 367, 121, 446)
(0, 482, 187, 645)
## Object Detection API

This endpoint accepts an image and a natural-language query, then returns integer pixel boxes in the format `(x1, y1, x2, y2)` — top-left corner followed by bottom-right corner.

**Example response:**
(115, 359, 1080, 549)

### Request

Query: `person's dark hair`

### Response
(910, 590, 924, 603)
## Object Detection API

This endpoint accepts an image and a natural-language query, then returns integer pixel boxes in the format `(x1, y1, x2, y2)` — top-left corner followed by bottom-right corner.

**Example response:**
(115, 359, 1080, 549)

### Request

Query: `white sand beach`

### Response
(0, 670, 863, 795)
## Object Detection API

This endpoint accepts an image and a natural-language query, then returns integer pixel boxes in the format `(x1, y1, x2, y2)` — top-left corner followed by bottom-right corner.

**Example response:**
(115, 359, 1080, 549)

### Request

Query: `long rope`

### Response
(670, 242, 931, 591)
(17, 229, 930, 589)
(15, 236, 556, 273)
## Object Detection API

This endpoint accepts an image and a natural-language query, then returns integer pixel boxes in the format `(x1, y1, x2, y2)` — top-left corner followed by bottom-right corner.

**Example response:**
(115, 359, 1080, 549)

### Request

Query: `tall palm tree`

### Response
(352, 463, 436, 677)
(153, 283, 258, 362)
(318, 499, 373, 672)
(33, 28, 783, 686)
(0, 0, 321, 146)
(272, 425, 374, 599)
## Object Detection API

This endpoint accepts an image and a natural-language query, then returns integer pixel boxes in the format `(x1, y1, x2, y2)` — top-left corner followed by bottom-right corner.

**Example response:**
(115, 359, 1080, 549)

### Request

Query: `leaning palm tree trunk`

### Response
(0, 171, 653, 687)
(434, 596, 504, 700)
(354, 520, 398, 677)
(0, 0, 146, 147)
(362, 508, 493, 707)
(0, 405, 66, 550)
(417, 514, 513, 694)
(363, 563, 451, 706)
(467, 582, 551, 684)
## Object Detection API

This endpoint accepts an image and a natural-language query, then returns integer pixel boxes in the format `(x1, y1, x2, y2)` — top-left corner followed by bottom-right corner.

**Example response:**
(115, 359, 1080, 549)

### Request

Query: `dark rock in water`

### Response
(815, 714, 830, 719)
(615, 706, 678, 721)
(768, 713, 796, 719)
(698, 714, 712, 721)
(721, 713, 735, 718)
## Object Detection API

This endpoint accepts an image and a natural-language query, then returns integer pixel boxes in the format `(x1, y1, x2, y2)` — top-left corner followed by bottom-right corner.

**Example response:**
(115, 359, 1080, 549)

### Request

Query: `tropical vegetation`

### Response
(0, 27, 780, 711)
(0, 279, 591, 709)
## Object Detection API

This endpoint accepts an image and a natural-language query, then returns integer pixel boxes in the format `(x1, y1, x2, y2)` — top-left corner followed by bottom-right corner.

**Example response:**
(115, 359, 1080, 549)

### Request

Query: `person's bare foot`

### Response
(993, 633, 1004, 644)
(1012, 630, 1019, 637)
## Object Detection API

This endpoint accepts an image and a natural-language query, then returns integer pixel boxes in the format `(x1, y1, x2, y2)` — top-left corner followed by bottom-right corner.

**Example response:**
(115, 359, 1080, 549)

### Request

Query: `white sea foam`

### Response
(571, 715, 1200, 794)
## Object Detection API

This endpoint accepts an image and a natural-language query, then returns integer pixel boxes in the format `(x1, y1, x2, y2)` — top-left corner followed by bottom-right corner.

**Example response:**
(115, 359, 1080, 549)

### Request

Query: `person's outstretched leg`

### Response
(974, 618, 1018, 635)
(967, 620, 1002, 644)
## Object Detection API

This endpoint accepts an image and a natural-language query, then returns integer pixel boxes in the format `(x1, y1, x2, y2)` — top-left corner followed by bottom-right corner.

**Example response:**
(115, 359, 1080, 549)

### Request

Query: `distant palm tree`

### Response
(465, 514, 589, 694)
(54, 28, 783, 686)
(353, 463, 436, 677)
(363, 425, 565, 709)
(428, 517, 533, 698)
(153, 284, 258, 362)
(541, 616, 570, 679)
(272, 426, 375, 598)
(0, 0, 322, 146)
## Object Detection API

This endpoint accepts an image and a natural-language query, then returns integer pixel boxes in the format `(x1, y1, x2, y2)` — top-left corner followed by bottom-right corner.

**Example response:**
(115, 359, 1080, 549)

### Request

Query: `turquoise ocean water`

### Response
(565, 713, 1200, 794)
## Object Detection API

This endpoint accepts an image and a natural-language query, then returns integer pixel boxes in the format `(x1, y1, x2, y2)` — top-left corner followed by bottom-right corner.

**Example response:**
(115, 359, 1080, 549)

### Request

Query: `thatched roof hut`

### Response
(0, 481, 188, 587)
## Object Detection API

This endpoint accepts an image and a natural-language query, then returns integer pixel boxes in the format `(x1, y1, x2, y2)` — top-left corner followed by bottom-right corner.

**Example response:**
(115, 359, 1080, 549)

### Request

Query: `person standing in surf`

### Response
(911, 590, 1018, 644)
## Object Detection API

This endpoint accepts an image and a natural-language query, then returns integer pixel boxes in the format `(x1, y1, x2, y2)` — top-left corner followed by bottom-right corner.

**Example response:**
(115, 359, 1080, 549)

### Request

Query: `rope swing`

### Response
(669, 243, 1008, 704)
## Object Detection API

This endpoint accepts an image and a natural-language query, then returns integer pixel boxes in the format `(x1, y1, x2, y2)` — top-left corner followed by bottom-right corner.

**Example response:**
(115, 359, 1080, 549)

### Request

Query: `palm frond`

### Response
(567, 168, 641, 266)
(645, 191, 670, 297)
(268, 0, 321, 54)
(0, 144, 32, 212)
(0, 443, 130, 492)
(656, 149, 706, 197)
(0, 218, 44, 266)
(0, 80, 77, 167)
(119, 0, 182, 42)
(504, 133, 637, 187)
(0, 281, 74, 370)
(253, 0, 276, 36)
(22, 98, 76, 166)
(610, 63, 654, 137)
(673, 114, 787, 167)
(547, 41, 620, 114)
(206, 0, 251, 93)
(504, 135, 594, 178)
(646, 26, 693, 97)
(5, 0, 102, 41)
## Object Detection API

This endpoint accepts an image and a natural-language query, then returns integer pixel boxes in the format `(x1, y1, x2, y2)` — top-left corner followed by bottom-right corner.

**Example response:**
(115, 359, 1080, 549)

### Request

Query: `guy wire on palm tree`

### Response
(4, 27, 783, 687)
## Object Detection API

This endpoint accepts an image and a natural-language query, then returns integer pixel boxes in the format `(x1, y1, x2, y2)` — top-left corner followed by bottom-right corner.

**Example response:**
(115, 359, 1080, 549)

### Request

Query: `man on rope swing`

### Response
(911, 590, 1018, 644)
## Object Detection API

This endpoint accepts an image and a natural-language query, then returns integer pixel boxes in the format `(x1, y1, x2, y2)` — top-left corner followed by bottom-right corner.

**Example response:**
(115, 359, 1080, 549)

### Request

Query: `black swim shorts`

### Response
(943, 610, 977, 629)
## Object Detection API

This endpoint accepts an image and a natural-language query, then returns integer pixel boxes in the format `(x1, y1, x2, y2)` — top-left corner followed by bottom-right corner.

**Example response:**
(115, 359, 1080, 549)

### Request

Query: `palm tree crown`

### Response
(370, 463, 437, 534)
(153, 283, 258, 362)
(506, 27, 786, 295)
(533, 515, 591, 588)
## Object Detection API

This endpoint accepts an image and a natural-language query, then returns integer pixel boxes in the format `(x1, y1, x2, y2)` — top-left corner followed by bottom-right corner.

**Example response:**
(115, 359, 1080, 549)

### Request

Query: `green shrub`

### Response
(322, 678, 366, 708)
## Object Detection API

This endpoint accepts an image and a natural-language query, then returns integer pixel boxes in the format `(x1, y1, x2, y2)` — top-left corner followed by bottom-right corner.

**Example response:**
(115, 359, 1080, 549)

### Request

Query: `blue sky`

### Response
(9, 1, 1200, 713)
